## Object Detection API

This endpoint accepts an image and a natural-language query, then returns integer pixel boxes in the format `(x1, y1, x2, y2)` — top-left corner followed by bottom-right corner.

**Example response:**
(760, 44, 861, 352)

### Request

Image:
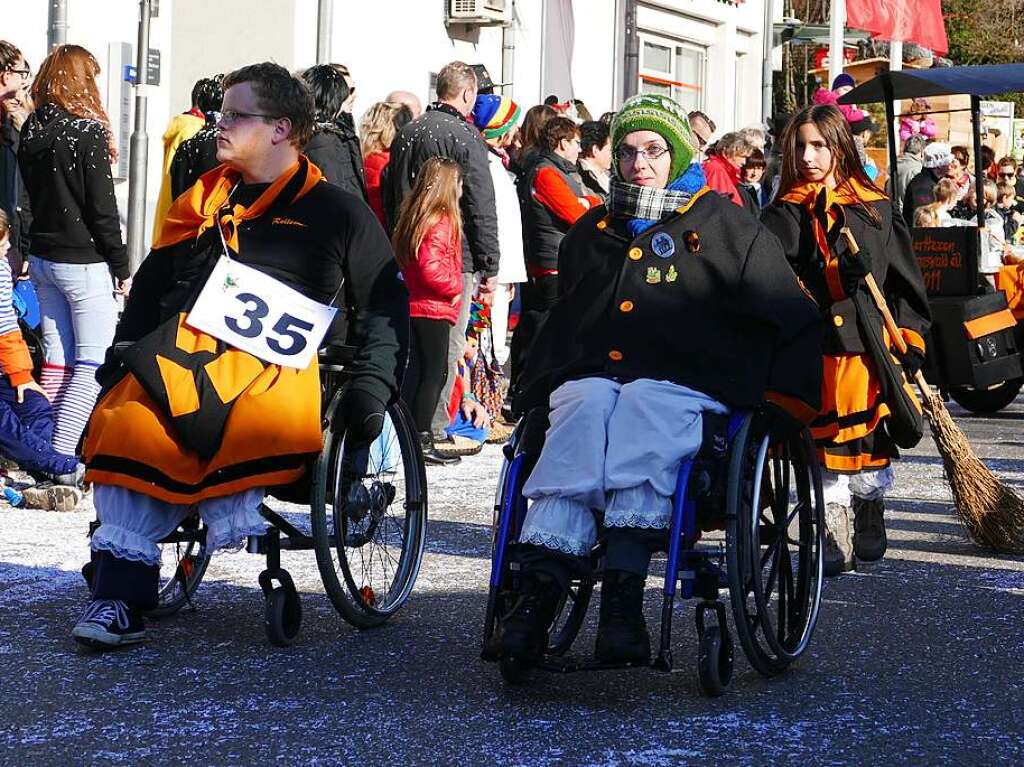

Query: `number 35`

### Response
(225, 292, 315, 355)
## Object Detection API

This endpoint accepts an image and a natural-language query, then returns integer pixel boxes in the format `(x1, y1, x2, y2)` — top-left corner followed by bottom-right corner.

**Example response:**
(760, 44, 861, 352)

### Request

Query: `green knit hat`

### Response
(610, 93, 696, 182)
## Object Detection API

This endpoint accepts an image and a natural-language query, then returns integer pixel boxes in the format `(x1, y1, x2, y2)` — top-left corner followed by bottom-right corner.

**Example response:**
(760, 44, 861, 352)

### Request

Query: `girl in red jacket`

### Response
(392, 157, 465, 464)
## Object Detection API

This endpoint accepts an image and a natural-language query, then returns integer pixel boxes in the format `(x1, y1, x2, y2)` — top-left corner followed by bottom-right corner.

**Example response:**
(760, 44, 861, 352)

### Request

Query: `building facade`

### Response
(9, 0, 766, 250)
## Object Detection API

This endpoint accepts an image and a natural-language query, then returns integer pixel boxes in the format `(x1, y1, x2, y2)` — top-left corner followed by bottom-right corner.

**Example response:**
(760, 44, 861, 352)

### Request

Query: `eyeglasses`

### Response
(615, 145, 670, 162)
(999, 172, 1016, 178)
(4, 67, 30, 78)
(216, 110, 279, 126)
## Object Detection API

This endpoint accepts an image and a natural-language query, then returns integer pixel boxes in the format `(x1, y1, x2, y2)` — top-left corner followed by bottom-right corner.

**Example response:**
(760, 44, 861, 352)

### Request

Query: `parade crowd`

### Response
(0, 38, 987, 659)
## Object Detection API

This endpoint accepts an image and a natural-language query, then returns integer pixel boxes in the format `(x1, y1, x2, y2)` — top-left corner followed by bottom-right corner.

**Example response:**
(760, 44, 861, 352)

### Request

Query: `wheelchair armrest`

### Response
(318, 344, 357, 367)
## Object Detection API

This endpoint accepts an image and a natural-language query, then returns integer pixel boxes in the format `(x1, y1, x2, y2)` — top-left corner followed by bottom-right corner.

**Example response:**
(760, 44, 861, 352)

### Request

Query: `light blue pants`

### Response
(29, 259, 118, 454)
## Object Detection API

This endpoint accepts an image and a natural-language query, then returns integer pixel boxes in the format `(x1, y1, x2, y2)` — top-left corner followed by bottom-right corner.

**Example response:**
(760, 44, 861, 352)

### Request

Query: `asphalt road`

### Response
(2, 398, 1024, 766)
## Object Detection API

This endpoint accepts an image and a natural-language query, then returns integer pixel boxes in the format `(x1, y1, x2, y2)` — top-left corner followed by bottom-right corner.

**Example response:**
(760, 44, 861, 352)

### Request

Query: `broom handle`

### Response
(839, 227, 935, 399)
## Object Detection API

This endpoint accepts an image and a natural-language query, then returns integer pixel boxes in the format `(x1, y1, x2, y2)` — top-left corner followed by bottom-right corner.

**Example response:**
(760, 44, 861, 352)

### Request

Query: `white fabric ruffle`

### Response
(518, 496, 596, 556)
(605, 483, 673, 530)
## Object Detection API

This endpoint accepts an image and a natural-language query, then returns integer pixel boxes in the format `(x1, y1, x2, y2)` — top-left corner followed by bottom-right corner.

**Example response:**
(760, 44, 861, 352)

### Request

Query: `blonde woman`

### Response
(361, 101, 412, 226)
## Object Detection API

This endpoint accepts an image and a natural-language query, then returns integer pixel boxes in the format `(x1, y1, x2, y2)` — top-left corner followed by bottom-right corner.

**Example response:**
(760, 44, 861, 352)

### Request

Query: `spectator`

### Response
(892, 134, 926, 214)
(301, 64, 367, 201)
(518, 116, 600, 312)
(386, 89, 422, 119)
(739, 126, 766, 152)
(687, 110, 715, 157)
(903, 142, 952, 227)
(169, 109, 220, 200)
(899, 98, 937, 143)
(18, 44, 127, 456)
(812, 73, 867, 125)
(599, 111, 615, 125)
(981, 145, 997, 181)
(382, 60, 500, 450)
(932, 177, 961, 225)
(577, 120, 611, 200)
(0, 41, 32, 277)
(512, 104, 557, 179)
(850, 116, 879, 182)
(995, 181, 1022, 242)
(912, 204, 941, 227)
(949, 145, 972, 206)
(702, 131, 753, 208)
(973, 179, 1008, 285)
(392, 157, 464, 465)
(360, 101, 412, 227)
(995, 156, 1024, 209)
(740, 148, 768, 210)
(0, 208, 83, 510)
(471, 94, 524, 367)
(152, 76, 223, 241)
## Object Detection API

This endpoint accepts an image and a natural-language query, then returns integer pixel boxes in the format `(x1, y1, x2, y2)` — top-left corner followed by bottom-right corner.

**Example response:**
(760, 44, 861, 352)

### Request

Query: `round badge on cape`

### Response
(650, 232, 676, 259)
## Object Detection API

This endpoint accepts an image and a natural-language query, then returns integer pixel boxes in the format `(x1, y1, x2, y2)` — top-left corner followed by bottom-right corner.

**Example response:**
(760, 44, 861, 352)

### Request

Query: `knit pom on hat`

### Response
(472, 94, 521, 140)
(832, 73, 856, 91)
(610, 93, 695, 182)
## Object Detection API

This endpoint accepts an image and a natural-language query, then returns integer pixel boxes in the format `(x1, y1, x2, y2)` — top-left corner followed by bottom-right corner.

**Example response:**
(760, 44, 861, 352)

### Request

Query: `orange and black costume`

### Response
(83, 157, 409, 503)
(762, 181, 930, 473)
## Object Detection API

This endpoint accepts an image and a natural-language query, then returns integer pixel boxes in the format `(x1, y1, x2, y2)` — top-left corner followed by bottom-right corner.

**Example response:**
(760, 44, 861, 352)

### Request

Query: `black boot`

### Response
(499, 570, 564, 664)
(595, 569, 651, 664)
(418, 432, 461, 466)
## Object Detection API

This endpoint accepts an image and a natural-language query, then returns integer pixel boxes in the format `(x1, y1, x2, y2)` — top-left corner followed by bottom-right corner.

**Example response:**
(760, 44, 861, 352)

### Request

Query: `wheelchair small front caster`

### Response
(265, 581, 302, 647)
(499, 653, 529, 685)
(697, 624, 734, 697)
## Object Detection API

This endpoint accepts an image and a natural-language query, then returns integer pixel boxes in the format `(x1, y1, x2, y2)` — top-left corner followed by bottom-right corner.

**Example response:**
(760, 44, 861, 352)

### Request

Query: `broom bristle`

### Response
(922, 392, 1024, 554)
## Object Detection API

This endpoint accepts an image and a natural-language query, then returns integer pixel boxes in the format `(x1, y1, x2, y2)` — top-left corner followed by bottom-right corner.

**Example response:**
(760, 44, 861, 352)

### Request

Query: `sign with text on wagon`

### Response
(912, 227, 979, 298)
(187, 257, 337, 368)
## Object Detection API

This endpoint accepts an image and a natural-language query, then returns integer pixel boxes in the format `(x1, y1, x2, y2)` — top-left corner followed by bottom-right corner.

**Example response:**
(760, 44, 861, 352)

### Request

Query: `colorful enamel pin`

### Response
(684, 230, 701, 253)
(650, 232, 675, 258)
(666, 265, 678, 283)
(646, 267, 662, 284)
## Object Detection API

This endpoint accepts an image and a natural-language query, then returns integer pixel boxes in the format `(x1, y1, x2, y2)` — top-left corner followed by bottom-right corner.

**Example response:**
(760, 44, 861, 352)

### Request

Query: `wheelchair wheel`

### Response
(725, 414, 824, 677)
(547, 577, 593, 656)
(311, 395, 427, 629)
(697, 625, 734, 697)
(266, 585, 302, 647)
(145, 519, 211, 620)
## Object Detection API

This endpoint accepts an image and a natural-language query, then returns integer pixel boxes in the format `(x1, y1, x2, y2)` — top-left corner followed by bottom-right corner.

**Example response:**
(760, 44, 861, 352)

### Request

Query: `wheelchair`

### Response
(481, 407, 824, 696)
(87, 344, 428, 645)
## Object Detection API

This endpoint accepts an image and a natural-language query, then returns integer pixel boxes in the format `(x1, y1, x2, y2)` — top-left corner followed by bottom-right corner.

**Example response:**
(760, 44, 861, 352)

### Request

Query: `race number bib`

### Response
(186, 257, 337, 368)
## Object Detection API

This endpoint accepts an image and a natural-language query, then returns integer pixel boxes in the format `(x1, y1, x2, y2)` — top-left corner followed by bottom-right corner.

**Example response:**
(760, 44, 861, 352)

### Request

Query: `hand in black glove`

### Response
(837, 247, 872, 298)
(756, 402, 806, 444)
(901, 347, 925, 380)
(338, 388, 387, 444)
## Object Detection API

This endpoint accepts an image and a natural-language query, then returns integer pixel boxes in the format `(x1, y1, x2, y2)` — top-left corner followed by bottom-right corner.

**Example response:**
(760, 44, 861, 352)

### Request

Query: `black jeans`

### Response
(402, 317, 452, 433)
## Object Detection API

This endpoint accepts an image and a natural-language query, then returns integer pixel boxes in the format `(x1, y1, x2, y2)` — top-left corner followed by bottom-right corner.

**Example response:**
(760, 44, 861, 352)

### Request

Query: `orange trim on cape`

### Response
(154, 156, 324, 252)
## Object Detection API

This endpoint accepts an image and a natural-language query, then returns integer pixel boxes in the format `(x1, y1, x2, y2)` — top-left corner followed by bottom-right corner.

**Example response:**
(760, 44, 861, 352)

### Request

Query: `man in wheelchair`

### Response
(502, 94, 823, 667)
(72, 63, 408, 650)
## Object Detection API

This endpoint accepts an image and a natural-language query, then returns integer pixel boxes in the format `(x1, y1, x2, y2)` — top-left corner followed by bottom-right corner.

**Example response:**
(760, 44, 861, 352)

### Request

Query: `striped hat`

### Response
(472, 94, 522, 140)
(610, 93, 695, 181)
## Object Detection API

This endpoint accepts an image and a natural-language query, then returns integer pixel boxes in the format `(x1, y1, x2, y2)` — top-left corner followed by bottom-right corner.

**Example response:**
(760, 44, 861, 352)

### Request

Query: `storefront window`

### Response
(639, 33, 705, 113)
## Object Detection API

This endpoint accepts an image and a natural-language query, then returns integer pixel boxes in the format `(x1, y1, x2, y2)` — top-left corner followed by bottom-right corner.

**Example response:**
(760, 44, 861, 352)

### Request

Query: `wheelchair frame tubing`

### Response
(489, 454, 527, 590)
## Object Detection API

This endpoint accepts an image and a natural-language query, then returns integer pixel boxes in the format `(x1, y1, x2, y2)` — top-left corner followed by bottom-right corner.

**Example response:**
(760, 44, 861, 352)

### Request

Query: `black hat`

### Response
(470, 64, 508, 94)
(850, 116, 877, 135)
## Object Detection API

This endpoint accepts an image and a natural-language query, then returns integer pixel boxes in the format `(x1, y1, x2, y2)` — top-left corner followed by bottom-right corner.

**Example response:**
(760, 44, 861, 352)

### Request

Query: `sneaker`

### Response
(595, 570, 651, 664)
(499, 571, 564, 665)
(852, 497, 887, 561)
(22, 484, 84, 512)
(824, 502, 856, 577)
(72, 599, 146, 650)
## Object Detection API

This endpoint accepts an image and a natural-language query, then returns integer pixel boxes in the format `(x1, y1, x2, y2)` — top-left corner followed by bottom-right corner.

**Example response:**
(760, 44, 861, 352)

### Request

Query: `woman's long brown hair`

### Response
(391, 157, 462, 269)
(776, 104, 886, 222)
(31, 45, 117, 161)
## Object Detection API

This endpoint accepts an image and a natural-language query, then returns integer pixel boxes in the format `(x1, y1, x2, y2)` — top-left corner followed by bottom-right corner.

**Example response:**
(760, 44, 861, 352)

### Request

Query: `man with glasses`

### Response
(74, 62, 408, 651)
(0, 41, 31, 275)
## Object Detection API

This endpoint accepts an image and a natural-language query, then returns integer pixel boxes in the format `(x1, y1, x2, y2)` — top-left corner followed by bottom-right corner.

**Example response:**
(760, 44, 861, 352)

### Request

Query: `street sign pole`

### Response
(828, 0, 845, 90)
(126, 0, 152, 276)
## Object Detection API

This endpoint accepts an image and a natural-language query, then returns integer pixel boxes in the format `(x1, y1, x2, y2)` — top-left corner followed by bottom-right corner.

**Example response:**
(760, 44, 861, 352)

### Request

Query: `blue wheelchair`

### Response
(482, 408, 825, 696)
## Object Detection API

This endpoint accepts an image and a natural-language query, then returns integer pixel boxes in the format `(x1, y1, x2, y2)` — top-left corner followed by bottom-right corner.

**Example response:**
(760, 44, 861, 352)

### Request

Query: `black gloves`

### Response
(901, 347, 925, 380)
(338, 387, 387, 444)
(837, 247, 872, 298)
(756, 402, 806, 443)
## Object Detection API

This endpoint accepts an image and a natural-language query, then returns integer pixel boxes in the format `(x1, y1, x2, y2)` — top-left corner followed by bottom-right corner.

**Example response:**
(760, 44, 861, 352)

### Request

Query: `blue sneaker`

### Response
(72, 599, 146, 650)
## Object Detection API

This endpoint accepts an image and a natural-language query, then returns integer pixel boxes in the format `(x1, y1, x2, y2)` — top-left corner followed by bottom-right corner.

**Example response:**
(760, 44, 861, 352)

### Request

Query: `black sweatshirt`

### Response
(108, 167, 409, 406)
(18, 103, 129, 279)
(169, 123, 219, 201)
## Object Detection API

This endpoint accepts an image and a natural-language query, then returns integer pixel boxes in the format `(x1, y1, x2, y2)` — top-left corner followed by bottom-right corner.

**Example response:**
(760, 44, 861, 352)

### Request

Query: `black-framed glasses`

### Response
(216, 110, 280, 126)
(999, 172, 1016, 178)
(4, 67, 30, 78)
(615, 145, 670, 162)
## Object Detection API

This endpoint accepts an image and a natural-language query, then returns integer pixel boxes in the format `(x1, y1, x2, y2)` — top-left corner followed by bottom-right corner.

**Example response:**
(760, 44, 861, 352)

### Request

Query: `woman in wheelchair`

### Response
(71, 64, 408, 650)
(500, 94, 823, 667)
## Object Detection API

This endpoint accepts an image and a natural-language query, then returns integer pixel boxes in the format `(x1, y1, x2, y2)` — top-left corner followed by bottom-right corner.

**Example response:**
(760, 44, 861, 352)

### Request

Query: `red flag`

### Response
(845, 0, 948, 56)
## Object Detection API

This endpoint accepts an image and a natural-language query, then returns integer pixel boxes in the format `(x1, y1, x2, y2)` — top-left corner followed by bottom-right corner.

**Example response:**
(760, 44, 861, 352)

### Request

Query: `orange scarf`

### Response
(781, 178, 888, 301)
(154, 155, 323, 252)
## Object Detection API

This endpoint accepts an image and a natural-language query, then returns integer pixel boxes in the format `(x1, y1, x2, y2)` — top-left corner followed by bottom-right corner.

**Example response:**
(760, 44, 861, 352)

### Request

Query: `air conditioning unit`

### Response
(447, 0, 508, 25)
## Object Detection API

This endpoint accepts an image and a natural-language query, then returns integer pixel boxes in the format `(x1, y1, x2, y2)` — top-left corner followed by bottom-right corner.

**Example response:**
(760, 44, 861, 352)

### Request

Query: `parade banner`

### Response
(912, 227, 978, 297)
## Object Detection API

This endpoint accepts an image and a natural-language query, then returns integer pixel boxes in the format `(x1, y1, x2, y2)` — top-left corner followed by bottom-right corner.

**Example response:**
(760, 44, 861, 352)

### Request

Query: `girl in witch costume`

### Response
(499, 94, 822, 668)
(761, 105, 930, 577)
(71, 64, 408, 651)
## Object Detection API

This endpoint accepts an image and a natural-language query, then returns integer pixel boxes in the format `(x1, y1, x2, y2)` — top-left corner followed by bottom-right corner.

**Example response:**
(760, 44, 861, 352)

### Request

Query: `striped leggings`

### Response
(30, 259, 118, 456)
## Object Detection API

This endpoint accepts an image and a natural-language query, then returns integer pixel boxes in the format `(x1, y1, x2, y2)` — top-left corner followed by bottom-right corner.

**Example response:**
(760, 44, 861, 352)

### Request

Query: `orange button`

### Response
(628, 247, 643, 260)
(833, 315, 844, 327)
(597, 219, 608, 230)
(608, 349, 623, 361)
(619, 300, 634, 313)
